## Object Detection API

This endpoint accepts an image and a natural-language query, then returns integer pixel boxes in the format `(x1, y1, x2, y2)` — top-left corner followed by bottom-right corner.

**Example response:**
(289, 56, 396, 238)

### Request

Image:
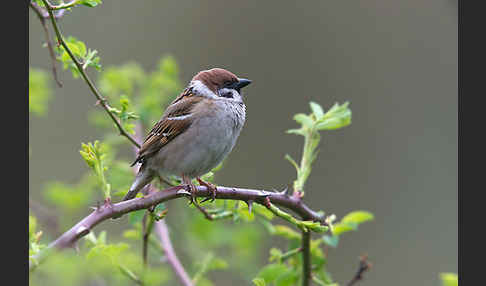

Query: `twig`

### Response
(29, 2, 62, 87)
(118, 265, 144, 286)
(301, 230, 311, 286)
(155, 221, 194, 286)
(40, 0, 141, 148)
(346, 255, 372, 286)
(141, 211, 155, 267)
(276, 247, 302, 263)
(263, 197, 328, 233)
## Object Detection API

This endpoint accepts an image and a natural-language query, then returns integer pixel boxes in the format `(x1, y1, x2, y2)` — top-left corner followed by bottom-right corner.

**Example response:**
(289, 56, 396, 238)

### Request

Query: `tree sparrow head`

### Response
(189, 68, 252, 102)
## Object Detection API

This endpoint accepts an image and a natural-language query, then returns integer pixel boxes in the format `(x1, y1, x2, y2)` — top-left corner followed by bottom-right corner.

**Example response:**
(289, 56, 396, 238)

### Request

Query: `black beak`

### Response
(236, 78, 252, 90)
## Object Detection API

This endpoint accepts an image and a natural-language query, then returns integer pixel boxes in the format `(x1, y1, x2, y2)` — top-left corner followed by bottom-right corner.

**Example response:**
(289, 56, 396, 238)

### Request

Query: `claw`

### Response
(186, 182, 198, 205)
(181, 174, 198, 205)
(199, 197, 213, 204)
(196, 177, 217, 202)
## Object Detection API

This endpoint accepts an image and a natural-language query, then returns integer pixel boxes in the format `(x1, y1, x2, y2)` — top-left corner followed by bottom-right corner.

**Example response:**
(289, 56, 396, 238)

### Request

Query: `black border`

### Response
(459, 0, 486, 284)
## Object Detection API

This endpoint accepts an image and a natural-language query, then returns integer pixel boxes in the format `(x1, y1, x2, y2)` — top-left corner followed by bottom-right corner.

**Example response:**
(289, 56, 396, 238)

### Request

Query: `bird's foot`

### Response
(197, 177, 217, 203)
(183, 181, 198, 206)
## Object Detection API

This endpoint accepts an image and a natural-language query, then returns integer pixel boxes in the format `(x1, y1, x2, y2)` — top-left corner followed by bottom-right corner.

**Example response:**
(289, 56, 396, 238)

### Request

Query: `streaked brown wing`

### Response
(131, 91, 202, 166)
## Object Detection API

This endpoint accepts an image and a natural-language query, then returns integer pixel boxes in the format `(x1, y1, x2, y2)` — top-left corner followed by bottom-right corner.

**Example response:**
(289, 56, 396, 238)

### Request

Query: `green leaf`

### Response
(275, 268, 299, 286)
(341, 211, 374, 225)
(331, 211, 373, 236)
(293, 113, 314, 129)
(440, 273, 458, 286)
(256, 263, 288, 283)
(252, 278, 266, 286)
(286, 128, 305, 136)
(79, 0, 102, 7)
(322, 235, 339, 248)
(79, 141, 112, 198)
(29, 68, 51, 116)
(285, 154, 300, 172)
(269, 248, 283, 263)
(309, 101, 324, 120)
(315, 102, 352, 130)
(57, 36, 101, 77)
(332, 222, 357, 236)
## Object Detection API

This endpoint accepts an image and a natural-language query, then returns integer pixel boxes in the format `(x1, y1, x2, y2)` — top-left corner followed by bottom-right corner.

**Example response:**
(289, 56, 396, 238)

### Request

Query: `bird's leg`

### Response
(182, 174, 198, 205)
(197, 177, 218, 203)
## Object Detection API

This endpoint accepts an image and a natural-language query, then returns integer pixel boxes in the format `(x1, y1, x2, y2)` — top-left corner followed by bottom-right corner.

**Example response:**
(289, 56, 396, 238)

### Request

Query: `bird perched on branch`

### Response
(121, 68, 251, 204)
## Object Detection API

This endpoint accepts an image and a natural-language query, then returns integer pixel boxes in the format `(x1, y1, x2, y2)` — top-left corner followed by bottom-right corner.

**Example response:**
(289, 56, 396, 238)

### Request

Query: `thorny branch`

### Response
(39, 0, 141, 148)
(29, 184, 327, 271)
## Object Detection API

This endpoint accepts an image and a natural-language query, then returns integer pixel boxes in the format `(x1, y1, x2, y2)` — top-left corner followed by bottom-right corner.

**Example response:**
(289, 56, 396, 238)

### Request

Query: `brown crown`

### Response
(192, 68, 238, 93)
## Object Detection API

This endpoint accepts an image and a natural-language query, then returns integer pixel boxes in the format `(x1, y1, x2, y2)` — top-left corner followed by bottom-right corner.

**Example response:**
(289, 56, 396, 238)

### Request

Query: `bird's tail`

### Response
(112, 168, 155, 220)
(123, 169, 155, 201)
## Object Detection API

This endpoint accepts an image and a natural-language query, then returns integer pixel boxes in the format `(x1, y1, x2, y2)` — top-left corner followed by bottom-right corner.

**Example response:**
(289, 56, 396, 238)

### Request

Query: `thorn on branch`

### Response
(245, 200, 254, 215)
(279, 186, 289, 196)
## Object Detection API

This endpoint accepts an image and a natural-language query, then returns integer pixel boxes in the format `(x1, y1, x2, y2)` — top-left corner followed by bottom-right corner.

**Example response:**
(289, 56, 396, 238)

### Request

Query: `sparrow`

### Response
(121, 68, 251, 203)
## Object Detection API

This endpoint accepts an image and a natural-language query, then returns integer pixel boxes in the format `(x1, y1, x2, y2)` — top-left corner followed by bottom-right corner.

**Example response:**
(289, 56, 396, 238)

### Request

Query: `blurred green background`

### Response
(29, 1, 457, 285)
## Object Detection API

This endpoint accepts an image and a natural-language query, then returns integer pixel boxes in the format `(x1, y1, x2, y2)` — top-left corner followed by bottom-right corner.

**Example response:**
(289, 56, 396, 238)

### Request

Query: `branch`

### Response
(301, 231, 311, 286)
(155, 220, 194, 286)
(40, 0, 141, 148)
(29, 184, 327, 271)
(346, 255, 372, 286)
(141, 211, 154, 267)
(29, 2, 63, 87)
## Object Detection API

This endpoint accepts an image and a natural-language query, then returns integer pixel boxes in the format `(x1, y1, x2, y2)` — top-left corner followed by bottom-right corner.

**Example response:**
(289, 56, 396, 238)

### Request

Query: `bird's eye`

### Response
(221, 91, 233, 98)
